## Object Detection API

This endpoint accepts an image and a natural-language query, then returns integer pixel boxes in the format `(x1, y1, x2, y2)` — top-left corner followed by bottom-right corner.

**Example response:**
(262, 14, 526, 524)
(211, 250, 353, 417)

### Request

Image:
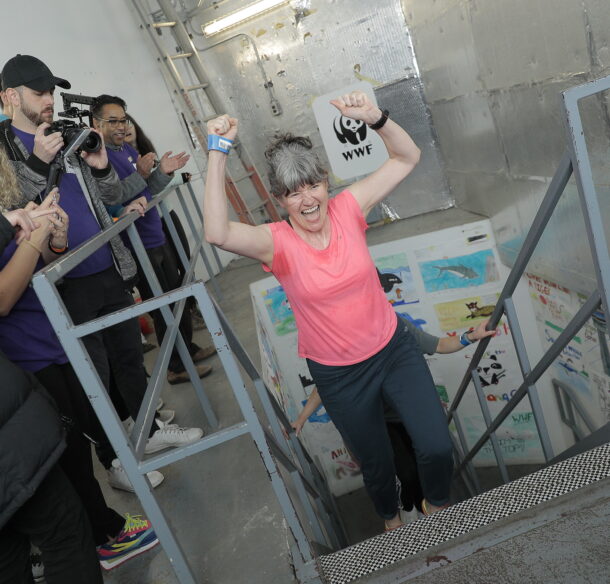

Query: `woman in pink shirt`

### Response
(203, 91, 453, 531)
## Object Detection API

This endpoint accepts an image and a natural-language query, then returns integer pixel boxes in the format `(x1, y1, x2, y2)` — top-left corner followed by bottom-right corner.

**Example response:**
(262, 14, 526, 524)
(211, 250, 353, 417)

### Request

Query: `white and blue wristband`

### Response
(459, 330, 474, 346)
(208, 134, 233, 154)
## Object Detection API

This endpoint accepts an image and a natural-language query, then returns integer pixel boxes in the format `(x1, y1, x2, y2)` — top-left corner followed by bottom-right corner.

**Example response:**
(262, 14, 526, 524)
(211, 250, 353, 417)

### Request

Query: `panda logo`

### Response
(476, 354, 506, 387)
(333, 115, 367, 146)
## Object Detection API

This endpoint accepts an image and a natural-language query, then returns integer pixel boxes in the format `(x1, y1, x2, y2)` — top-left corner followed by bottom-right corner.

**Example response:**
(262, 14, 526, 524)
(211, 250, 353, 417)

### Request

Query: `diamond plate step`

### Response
(317, 443, 610, 584)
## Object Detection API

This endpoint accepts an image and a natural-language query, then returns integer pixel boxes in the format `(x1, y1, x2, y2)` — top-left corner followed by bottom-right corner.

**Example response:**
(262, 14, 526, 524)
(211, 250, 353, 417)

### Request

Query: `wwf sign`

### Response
(312, 81, 388, 181)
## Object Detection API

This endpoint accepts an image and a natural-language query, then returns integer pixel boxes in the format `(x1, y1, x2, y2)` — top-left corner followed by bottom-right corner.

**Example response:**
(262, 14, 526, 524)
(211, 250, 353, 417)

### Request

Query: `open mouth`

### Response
(302, 205, 319, 215)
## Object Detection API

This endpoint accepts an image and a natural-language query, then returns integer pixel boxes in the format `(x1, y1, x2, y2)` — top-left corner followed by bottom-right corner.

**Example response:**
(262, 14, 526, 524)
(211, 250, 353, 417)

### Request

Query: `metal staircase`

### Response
(446, 73, 610, 495)
(32, 182, 345, 584)
(308, 72, 610, 584)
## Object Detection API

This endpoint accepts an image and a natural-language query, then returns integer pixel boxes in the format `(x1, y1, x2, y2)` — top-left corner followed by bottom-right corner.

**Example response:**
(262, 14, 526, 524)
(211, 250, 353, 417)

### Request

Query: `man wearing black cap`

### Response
(0, 54, 119, 204)
(0, 53, 205, 504)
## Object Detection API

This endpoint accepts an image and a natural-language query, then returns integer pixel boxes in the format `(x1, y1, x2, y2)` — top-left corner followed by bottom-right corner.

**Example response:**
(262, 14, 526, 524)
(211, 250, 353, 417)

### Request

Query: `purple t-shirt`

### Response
(106, 144, 165, 249)
(0, 241, 68, 372)
(12, 126, 114, 278)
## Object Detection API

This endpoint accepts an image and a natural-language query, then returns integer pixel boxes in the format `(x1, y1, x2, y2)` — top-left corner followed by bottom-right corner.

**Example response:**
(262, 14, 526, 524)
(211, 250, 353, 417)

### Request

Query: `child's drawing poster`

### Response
(419, 249, 500, 293)
(250, 219, 561, 495)
(262, 285, 296, 336)
(374, 252, 419, 307)
(433, 294, 498, 331)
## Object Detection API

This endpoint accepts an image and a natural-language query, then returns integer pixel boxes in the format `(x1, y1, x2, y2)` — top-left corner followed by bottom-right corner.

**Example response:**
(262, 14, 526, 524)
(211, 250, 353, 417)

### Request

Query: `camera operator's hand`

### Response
(80, 129, 108, 169)
(33, 123, 63, 164)
(136, 153, 156, 179)
(159, 151, 190, 176)
(121, 196, 148, 218)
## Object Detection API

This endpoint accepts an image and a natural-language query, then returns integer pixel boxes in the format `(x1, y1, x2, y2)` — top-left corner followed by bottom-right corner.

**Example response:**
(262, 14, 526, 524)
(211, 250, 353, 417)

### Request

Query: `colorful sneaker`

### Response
(97, 514, 159, 570)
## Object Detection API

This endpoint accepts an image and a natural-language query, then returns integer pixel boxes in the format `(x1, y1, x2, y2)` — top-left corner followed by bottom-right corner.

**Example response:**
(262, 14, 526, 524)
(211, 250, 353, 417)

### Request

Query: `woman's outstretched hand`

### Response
(207, 115, 238, 142)
(330, 90, 381, 126)
(469, 319, 497, 342)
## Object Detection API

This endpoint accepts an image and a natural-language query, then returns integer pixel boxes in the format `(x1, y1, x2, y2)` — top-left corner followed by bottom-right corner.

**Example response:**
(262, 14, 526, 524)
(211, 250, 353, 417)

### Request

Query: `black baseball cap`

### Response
(1, 54, 71, 92)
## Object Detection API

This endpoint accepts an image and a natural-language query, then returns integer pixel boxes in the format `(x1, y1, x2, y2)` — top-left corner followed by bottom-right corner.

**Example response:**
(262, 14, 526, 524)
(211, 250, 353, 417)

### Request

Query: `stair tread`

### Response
(319, 442, 610, 584)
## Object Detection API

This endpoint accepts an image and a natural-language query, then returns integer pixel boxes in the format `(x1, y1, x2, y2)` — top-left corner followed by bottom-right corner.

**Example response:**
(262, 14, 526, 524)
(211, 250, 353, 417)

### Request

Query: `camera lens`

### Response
(82, 131, 102, 153)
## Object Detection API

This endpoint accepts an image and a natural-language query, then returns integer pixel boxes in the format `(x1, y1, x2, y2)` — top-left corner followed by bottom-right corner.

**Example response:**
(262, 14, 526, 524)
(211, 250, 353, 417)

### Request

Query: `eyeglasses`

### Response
(94, 116, 132, 128)
(285, 182, 324, 200)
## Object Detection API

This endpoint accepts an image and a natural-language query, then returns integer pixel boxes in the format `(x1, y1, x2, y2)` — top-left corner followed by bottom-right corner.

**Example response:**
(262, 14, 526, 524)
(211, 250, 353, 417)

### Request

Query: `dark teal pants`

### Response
(308, 321, 453, 519)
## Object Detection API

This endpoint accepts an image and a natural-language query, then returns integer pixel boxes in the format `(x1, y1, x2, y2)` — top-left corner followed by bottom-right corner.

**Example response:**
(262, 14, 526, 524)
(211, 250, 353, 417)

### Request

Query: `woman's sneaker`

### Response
(145, 419, 204, 454)
(97, 514, 159, 570)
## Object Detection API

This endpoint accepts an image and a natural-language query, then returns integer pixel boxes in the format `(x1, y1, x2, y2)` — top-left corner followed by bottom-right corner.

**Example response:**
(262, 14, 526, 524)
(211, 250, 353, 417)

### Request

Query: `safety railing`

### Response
(31, 180, 345, 584)
(552, 378, 596, 443)
(447, 74, 610, 495)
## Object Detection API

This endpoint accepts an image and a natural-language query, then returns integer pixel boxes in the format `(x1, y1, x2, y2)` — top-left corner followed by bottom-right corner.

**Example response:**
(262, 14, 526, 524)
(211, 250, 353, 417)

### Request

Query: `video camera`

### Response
(44, 92, 101, 154)
(43, 92, 102, 196)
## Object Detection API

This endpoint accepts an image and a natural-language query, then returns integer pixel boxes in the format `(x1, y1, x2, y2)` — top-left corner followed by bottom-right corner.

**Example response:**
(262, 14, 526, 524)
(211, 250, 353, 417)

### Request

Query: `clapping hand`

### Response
(136, 152, 156, 179)
(159, 151, 190, 175)
(4, 206, 54, 244)
(330, 90, 381, 126)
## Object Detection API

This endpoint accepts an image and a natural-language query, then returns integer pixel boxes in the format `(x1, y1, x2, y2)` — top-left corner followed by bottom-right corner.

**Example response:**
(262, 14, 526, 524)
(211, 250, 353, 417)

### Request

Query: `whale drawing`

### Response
(435, 264, 478, 279)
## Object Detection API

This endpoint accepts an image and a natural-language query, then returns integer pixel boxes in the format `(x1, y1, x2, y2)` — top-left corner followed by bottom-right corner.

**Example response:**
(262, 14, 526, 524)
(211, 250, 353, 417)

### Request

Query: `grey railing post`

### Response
(471, 370, 510, 483)
(503, 297, 554, 461)
(185, 182, 224, 274)
(563, 76, 610, 319)
(29, 181, 340, 583)
(447, 152, 573, 423)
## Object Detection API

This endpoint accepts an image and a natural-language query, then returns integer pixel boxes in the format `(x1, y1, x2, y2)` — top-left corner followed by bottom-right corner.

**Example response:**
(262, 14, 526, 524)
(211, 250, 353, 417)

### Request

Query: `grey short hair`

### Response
(265, 134, 327, 198)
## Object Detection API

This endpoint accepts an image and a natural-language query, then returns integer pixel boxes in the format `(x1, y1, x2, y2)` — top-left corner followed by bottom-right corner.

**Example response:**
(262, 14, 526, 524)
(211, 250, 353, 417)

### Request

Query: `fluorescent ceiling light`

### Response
(202, 0, 289, 36)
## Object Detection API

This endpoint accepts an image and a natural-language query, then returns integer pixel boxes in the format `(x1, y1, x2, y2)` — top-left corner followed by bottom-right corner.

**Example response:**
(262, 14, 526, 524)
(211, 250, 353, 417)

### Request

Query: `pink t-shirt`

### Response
(263, 190, 397, 365)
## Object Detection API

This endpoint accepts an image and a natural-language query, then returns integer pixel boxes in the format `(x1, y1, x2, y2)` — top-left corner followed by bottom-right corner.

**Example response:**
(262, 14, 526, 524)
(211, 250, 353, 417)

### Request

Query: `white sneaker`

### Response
(107, 459, 164, 492)
(145, 419, 204, 454)
(399, 507, 420, 524)
(157, 409, 175, 424)
(122, 409, 175, 435)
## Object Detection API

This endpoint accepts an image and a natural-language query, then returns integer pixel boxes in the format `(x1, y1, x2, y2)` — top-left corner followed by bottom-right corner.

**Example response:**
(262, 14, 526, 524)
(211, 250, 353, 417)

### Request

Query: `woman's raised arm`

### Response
(331, 91, 421, 218)
(203, 115, 274, 265)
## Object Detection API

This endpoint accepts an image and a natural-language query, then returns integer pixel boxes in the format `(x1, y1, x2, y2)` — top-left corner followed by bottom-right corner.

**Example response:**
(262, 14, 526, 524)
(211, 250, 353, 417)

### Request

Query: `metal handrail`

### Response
(552, 378, 597, 442)
(446, 152, 572, 423)
(32, 179, 341, 583)
(448, 73, 610, 491)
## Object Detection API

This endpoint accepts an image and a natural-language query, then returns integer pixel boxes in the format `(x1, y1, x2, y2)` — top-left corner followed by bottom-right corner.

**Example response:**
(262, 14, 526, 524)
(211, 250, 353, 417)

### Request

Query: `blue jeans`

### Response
(308, 322, 453, 519)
